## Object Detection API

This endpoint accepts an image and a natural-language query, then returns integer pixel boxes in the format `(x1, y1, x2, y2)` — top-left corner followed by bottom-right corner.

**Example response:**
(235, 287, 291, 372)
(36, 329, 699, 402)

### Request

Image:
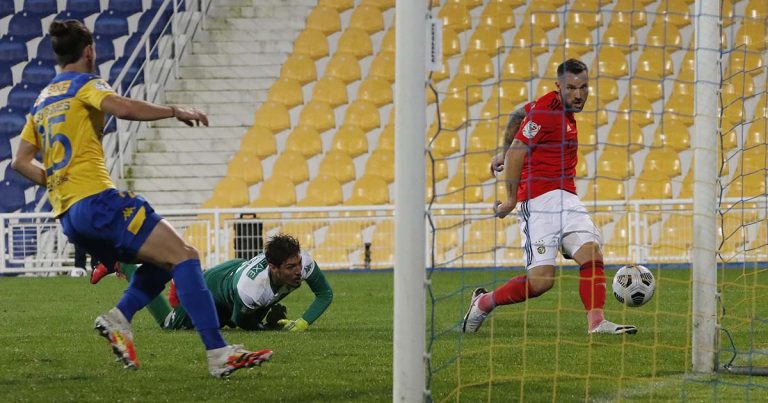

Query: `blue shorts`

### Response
(59, 189, 163, 264)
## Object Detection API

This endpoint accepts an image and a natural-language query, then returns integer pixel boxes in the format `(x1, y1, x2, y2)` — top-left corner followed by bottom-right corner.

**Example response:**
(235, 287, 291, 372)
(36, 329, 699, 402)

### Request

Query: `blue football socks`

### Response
(171, 259, 227, 350)
(116, 264, 171, 322)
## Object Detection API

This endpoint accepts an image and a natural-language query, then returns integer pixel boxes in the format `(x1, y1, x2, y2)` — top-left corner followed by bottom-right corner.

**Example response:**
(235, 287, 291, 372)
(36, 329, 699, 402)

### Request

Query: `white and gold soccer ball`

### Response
(612, 264, 656, 307)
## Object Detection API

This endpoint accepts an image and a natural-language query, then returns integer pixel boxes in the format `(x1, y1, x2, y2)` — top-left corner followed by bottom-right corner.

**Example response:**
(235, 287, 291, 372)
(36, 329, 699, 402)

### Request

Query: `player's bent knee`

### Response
(182, 244, 200, 261)
(527, 277, 554, 297)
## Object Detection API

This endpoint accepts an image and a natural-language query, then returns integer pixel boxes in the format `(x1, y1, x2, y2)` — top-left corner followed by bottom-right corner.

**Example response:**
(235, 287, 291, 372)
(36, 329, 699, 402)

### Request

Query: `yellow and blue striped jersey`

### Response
(20, 72, 117, 216)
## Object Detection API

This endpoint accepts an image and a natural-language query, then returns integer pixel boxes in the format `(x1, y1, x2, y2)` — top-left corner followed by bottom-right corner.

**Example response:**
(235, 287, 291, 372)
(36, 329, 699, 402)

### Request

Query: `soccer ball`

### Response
(612, 264, 655, 307)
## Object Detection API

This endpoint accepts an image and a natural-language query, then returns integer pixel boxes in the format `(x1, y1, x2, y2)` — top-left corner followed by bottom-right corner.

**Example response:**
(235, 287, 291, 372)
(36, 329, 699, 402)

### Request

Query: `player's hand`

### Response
(277, 318, 309, 332)
(493, 199, 516, 219)
(172, 106, 209, 127)
(490, 152, 505, 174)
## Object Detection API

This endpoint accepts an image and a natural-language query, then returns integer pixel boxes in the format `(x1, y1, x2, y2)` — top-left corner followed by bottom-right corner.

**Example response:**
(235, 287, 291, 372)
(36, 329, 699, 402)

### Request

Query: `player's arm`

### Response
(491, 107, 527, 173)
(99, 95, 208, 127)
(494, 138, 527, 219)
(11, 118, 46, 186)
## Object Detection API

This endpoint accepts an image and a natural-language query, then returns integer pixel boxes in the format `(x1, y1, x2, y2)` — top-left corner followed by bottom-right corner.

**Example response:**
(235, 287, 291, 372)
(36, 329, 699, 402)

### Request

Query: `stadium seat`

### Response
(439, 3, 471, 32)
(319, 151, 356, 184)
(108, 57, 144, 90)
(0, 1, 14, 18)
(24, 0, 57, 17)
(253, 101, 291, 133)
(501, 48, 539, 81)
(318, 0, 353, 12)
(331, 125, 368, 158)
(664, 96, 694, 126)
(456, 152, 495, 182)
(137, 10, 171, 36)
(95, 35, 116, 66)
(596, 146, 634, 179)
(658, 0, 691, 28)
(580, 98, 609, 127)
(479, 2, 516, 31)
(535, 80, 557, 99)
(212, 177, 250, 207)
(445, 74, 482, 105)
(21, 60, 56, 87)
(458, 51, 494, 82)
(66, 0, 101, 17)
(0, 136, 12, 160)
(591, 77, 619, 106)
(273, 151, 309, 184)
(736, 146, 767, 176)
(7, 84, 41, 111)
(371, 221, 393, 251)
(601, 22, 637, 54)
(617, 96, 655, 128)
(435, 97, 468, 130)
(377, 123, 394, 151)
(468, 25, 504, 56)
(512, 23, 549, 55)
(593, 47, 628, 77)
(300, 175, 343, 207)
(526, 6, 560, 32)
(734, 21, 767, 52)
(380, 27, 396, 54)
(356, 77, 392, 107)
(364, 149, 394, 183)
(430, 59, 449, 83)
(629, 79, 663, 104)
(0, 180, 26, 212)
(252, 175, 296, 207)
(324, 53, 361, 84)
(610, 0, 648, 28)
(652, 118, 690, 152)
(635, 48, 674, 80)
(465, 219, 506, 265)
(94, 10, 129, 39)
(226, 153, 263, 185)
(606, 118, 644, 153)
(583, 177, 625, 202)
(360, 0, 394, 10)
(351, 175, 390, 204)
(726, 173, 766, 199)
(319, 221, 365, 252)
(122, 32, 160, 62)
(480, 96, 515, 121)
(280, 53, 316, 85)
(467, 122, 502, 153)
(306, 6, 341, 35)
(427, 157, 449, 183)
(349, 5, 384, 34)
(343, 100, 380, 132)
(645, 21, 683, 51)
(566, 9, 601, 30)
(267, 78, 303, 109)
(310, 247, 350, 267)
(746, 123, 766, 148)
(440, 174, 484, 204)
(0, 65, 13, 90)
(293, 29, 329, 60)
(728, 50, 764, 77)
(495, 80, 528, 105)
(285, 126, 323, 159)
(279, 222, 317, 248)
(8, 11, 43, 41)
(337, 28, 373, 59)
(559, 25, 595, 56)
(643, 149, 682, 178)
(107, 0, 142, 16)
(576, 118, 597, 153)
(429, 127, 461, 157)
(0, 36, 29, 66)
(632, 170, 673, 201)
(240, 126, 277, 159)
(311, 76, 348, 108)
(35, 35, 56, 64)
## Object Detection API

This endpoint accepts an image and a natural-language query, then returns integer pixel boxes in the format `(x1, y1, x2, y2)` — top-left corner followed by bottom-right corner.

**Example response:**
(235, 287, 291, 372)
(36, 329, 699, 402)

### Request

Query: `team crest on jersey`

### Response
(537, 245, 546, 254)
(522, 120, 542, 139)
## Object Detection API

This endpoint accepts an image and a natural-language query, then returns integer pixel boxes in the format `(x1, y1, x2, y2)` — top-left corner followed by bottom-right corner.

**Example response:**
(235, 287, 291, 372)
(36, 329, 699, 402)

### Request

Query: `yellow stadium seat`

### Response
(596, 146, 634, 179)
(649, 214, 691, 261)
(427, 157, 449, 183)
(479, 2, 516, 31)
(321, 221, 365, 252)
(266, 77, 303, 109)
(643, 148, 682, 178)
(590, 77, 619, 106)
(293, 29, 329, 60)
(369, 51, 395, 82)
(617, 96, 655, 127)
(746, 124, 766, 148)
(635, 48, 675, 80)
(495, 80, 529, 105)
(365, 149, 394, 183)
(212, 177, 250, 207)
(351, 175, 390, 204)
(559, 25, 595, 56)
(576, 149, 588, 178)
(468, 121, 503, 153)
(593, 47, 628, 77)
(298, 101, 336, 133)
(726, 173, 767, 199)
(458, 51, 494, 82)
(577, 119, 598, 154)
(436, 97, 468, 130)
(736, 146, 768, 175)
(310, 247, 350, 267)
(465, 219, 506, 265)
(273, 151, 310, 184)
(583, 177, 625, 201)
(331, 125, 368, 158)
(319, 150, 356, 184)
(337, 28, 373, 59)
(446, 0, 483, 9)
(226, 152, 263, 185)
(324, 53, 361, 84)
(240, 126, 277, 159)
(349, 5, 384, 34)
(279, 222, 317, 249)
(484, 180, 508, 204)
(745, 0, 768, 19)
(606, 117, 644, 153)
(728, 50, 764, 77)
(439, 3, 471, 33)
(301, 175, 343, 207)
(659, 0, 691, 28)
(734, 21, 767, 52)
(253, 175, 296, 207)
(632, 170, 673, 200)
(344, 100, 380, 132)
(479, 97, 515, 121)
(306, 6, 341, 35)
(372, 221, 393, 252)
(253, 101, 290, 133)
(430, 59, 450, 83)
(721, 129, 738, 153)
(526, 7, 560, 32)
(285, 126, 323, 159)
(377, 123, 394, 152)
(380, 27, 396, 54)
(446, 73, 482, 105)
(664, 96, 693, 126)
(312, 76, 348, 108)
(645, 20, 683, 51)
(183, 222, 211, 257)
(652, 118, 690, 152)
(468, 25, 504, 56)
(629, 79, 663, 104)
(602, 22, 637, 54)
(610, 0, 648, 28)
(580, 98, 609, 127)
(357, 77, 392, 107)
(512, 23, 549, 55)
(535, 80, 557, 99)
(280, 53, 316, 85)
(360, 0, 394, 10)
(566, 9, 601, 31)
(429, 128, 461, 157)
(501, 48, 539, 81)
(318, 0, 353, 12)
(440, 174, 484, 204)
(456, 152, 495, 182)
(440, 27, 462, 58)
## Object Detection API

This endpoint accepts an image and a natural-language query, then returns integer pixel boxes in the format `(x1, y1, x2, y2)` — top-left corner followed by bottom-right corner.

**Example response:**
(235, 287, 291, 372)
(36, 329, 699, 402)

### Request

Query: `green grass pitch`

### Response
(0, 268, 766, 402)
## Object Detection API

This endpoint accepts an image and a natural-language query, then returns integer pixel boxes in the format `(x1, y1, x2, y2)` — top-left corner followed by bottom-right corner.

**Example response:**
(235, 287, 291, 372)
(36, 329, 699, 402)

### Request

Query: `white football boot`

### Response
(207, 344, 273, 378)
(589, 320, 638, 335)
(94, 308, 139, 369)
(462, 288, 489, 333)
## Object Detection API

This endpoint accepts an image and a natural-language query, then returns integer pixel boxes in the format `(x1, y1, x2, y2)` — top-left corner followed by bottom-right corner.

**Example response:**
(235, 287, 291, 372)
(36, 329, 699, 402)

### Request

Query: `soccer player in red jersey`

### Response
(463, 59, 637, 335)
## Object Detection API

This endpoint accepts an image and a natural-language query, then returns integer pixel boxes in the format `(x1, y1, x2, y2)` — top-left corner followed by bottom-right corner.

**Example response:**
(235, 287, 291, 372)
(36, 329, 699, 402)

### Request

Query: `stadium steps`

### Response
(126, 0, 314, 211)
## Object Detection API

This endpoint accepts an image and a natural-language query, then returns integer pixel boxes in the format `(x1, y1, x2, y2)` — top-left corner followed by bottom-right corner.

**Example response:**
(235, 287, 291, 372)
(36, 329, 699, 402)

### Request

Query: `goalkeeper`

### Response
(113, 234, 332, 332)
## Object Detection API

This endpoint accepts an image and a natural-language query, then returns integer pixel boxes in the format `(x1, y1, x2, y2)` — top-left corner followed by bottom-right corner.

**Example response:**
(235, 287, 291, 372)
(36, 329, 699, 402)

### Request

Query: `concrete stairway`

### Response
(124, 0, 316, 210)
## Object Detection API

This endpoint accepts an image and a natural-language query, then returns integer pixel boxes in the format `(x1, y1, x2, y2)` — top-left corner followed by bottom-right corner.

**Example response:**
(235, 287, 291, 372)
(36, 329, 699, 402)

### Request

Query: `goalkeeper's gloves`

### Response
(277, 318, 309, 332)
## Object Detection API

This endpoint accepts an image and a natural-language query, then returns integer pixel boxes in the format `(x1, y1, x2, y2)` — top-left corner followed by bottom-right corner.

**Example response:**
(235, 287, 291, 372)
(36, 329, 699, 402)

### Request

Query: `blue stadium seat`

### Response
(0, 180, 26, 212)
(8, 12, 43, 42)
(36, 35, 56, 64)
(0, 36, 29, 66)
(152, 0, 185, 12)
(23, 0, 57, 17)
(94, 10, 129, 40)
(94, 35, 115, 65)
(0, 107, 27, 138)
(0, 135, 11, 160)
(11, 223, 38, 257)
(138, 10, 171, 36)
(0, 65, 13, 89)
(21, 59, 56, 87)
(65, 0, 101, 17)
(7, 84, 41, 111)
(54, 10, 89, 22)
(107, 0, 143, 16)
(0, 1, 14, 19)
(122, 32, 159, 61)
(109, 56, 143, 90)
(4, 165, 35, 189)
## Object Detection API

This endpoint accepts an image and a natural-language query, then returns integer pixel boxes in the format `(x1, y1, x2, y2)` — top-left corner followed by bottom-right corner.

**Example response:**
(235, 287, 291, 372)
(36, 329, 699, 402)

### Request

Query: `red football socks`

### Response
(579, 260, 606, 329)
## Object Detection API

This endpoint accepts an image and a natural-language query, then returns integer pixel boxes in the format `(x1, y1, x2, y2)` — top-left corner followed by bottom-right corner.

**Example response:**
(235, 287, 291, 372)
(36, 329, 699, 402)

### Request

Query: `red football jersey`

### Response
(513, 91, 579, 201)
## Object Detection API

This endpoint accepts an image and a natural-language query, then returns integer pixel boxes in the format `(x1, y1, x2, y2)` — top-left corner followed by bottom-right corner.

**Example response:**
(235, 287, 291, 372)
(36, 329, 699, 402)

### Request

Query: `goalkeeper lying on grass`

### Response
(96, 234, 333, 332)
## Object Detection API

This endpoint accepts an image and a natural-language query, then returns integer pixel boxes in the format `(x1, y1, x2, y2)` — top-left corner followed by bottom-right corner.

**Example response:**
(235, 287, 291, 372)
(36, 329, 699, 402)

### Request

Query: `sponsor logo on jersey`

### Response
(522, 120, 542, 139)
(93, 80, 113, 92)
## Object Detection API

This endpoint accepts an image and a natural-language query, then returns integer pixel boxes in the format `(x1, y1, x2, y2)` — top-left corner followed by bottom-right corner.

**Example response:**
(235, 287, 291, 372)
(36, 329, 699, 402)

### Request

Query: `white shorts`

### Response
(516, 189, 602, 269)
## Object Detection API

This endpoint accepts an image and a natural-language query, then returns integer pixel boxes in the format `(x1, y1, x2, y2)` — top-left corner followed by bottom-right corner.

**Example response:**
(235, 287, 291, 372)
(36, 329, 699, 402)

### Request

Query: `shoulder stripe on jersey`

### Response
(33, 73, 102, 113)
